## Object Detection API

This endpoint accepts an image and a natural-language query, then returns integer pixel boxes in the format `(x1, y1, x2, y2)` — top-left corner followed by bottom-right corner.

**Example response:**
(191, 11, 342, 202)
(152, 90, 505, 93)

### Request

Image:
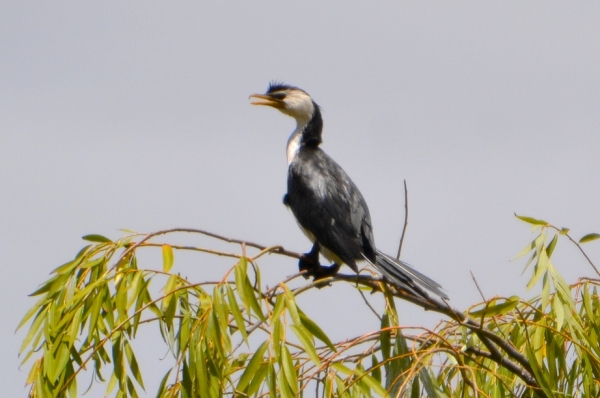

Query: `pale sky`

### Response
(2, 2, 600, 395)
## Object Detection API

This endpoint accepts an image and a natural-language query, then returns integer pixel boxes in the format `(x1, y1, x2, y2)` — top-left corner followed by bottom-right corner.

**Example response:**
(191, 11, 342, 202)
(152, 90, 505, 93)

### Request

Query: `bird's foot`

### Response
(299, 255, 319, 279)
(298, 244, 321, 279)
(310, 263, 341, 281)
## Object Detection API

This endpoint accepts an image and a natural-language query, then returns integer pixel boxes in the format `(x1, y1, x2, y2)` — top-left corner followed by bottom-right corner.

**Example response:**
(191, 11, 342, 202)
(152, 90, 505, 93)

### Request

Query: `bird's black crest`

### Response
(267, 81, 302, 94)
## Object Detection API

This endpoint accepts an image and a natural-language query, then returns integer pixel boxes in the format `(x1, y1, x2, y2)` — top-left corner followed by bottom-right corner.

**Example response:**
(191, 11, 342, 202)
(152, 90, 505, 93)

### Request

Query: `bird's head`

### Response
(250, 82, 316, 124)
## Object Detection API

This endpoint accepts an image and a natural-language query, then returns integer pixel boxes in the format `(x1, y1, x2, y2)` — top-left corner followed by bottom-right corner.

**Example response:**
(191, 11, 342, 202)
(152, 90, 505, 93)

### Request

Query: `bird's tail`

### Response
(369, 250, 448, 300)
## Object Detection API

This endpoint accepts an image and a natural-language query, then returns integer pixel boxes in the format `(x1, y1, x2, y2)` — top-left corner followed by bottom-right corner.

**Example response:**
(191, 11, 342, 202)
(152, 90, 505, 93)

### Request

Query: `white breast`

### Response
(286, 127, 303, 165)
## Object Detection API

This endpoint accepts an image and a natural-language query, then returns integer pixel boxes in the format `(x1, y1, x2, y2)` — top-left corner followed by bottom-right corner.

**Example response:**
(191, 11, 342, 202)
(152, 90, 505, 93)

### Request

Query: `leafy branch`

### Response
(17, 214, 600, 397)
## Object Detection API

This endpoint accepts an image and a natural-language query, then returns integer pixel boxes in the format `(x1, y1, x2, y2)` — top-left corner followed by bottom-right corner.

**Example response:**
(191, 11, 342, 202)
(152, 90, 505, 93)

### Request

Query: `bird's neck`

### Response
(286, 103, 323, 165)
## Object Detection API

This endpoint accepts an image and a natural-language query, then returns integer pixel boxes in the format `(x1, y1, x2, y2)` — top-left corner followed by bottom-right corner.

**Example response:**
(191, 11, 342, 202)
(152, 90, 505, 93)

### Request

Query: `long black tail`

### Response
(371, 250, 448, 300)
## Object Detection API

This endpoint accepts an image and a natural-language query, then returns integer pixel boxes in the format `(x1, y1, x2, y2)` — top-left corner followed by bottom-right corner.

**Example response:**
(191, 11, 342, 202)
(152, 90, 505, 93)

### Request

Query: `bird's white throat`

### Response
(286, 124, 305, 165)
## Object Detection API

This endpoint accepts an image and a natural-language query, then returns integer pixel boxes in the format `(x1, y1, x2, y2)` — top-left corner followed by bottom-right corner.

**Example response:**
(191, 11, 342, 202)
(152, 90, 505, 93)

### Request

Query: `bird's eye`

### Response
(270, 92, 287, 100)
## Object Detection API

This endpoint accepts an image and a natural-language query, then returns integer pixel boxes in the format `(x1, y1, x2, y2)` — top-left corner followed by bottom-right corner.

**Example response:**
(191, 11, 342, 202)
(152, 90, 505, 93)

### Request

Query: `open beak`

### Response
(249, 94, 284, 109)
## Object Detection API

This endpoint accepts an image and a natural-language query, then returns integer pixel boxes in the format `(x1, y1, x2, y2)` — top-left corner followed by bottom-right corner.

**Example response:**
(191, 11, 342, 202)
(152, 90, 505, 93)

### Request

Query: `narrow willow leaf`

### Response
(513, 238, 537, 260)
(468, 296, 520, 318)
(332, 362, 353, 375)
(247, 361, 269, 396)
(82, 234, 112, 243)
(226, 284, 248, 345)
(324, 371, 333, 397)
(553, 294, 565, 330)
(514, 214, 548, 226)
(354, 363, 372, 397)
(527, 249, 549, 290)
(237, 340, 269, 392)
(532, 322, 545, 364)
(335, 374, 346, 396)
(583, 282, 594, 317)
(51, 258, 81, 275)
(354, 366, 389, 398)
(271, 294, 285, 321)
(235, 258, 251, 315)
(281, 344, 298, 395)
(541, 273, 551, 309)
(282, 285, 301, 325)
(17, 295, 47, 331)
(155, 369, 171, 398)
(162, 244, 174, 273)
(26, 358, 41, 385)
(79, 257, 105, 269)
(299, 309, 336, 351)
(291, 324, 321, 366)
(580, 233, 600, 244)
(19, 308, 45, 354)
(164, 291, 178, 330)
(268, 361, 277, 398)
(277, 364, 295, 398)
(418, 368, 443, 398)
(525, 343, 553, 397)
(273, 318, 283, 358)
(546, 234, 558, 258)
(162, 274, 178, 309)
(371, 355, 382, 384)
(124, 339, 145, 389)
(213, 285, 230, 334)
(245, 277, 266, 322)
(106, 373, 118, 396)
(196, 344, 210, 398)
(380, 314, 391, 361)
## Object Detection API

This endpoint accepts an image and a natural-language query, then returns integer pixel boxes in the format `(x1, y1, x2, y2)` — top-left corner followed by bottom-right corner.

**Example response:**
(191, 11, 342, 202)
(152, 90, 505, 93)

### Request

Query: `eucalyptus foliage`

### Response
(18, 216, 600, 397)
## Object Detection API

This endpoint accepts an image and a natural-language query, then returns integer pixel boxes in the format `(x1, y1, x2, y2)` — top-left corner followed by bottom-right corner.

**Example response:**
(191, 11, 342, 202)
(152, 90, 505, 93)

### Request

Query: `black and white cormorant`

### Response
(250, 83, 447, 300)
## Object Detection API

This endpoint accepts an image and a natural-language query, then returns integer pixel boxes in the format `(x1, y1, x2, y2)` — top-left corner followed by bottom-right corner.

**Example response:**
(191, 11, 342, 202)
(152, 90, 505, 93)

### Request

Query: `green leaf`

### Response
(51, 258, 82, 274)
(354, 366, 389, 398)
(580, 233, 600, 244)
(79, 257, 105, 269)
(280, 344, 298, 395)
(332, 362, 353, 376)
(235, 257, 251, 315)
(291, 324, 321, 366)
(277, 362, 295, 398)
(553, 294, 565, 330)
(237, 340, 269, 392)
(226, 284, 248, 345)
(82, 234, 112, 243)
(282, 285, 301, 325)
(299, 309, 336, 351)
(527, 248, 549, 290)
(246, 277, 266, 322)
(546, 234, 558, 258)
(371, 355, 382, 384)
(515, 214, 548, 226)
(468, 296, 520, 318)
(271, 293, 286, 321)
(161, 244, 174, 272)
(124, 339, 145, 389)
(19, 309, 45, 355)
(247, 361, 269, 396)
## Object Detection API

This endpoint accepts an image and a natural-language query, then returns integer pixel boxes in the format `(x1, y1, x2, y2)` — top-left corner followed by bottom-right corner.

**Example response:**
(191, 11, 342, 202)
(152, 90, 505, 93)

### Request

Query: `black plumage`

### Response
(251, 83, 447, 300)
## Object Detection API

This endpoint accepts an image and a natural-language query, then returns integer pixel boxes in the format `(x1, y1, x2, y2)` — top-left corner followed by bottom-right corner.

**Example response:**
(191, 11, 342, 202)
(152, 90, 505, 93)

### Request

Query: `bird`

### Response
(250, 82, 447, 300)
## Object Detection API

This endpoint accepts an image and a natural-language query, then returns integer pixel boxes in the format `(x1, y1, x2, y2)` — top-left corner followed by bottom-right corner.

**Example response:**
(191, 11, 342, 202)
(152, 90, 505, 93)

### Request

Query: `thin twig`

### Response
(396, 180, 409, 260)
(564, 233, 600, 278)
(358, 290, 383, 322)
(470, 271, 486, 302)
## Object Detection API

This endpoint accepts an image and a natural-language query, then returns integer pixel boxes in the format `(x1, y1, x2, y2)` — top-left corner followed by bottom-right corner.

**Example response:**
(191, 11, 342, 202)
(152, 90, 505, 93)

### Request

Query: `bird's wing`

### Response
(288, 148, 375, 267)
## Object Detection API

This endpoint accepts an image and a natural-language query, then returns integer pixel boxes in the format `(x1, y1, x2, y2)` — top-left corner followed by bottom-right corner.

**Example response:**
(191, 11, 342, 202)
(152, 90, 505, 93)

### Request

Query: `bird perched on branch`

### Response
(250, 83, 447, 300)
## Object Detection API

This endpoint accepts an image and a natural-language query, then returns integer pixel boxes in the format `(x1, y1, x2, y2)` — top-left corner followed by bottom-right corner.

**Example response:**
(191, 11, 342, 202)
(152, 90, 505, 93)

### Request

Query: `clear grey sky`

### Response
(2, 2, 599, 395)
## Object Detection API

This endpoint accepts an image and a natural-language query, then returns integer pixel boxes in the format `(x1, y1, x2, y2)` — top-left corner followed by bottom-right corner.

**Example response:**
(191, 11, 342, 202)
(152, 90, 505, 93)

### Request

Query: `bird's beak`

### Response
(249, 94, 284, 109)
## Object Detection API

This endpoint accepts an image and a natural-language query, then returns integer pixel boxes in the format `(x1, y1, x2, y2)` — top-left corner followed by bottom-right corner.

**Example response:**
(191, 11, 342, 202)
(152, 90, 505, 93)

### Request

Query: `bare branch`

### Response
(396, 179, 409, 260)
